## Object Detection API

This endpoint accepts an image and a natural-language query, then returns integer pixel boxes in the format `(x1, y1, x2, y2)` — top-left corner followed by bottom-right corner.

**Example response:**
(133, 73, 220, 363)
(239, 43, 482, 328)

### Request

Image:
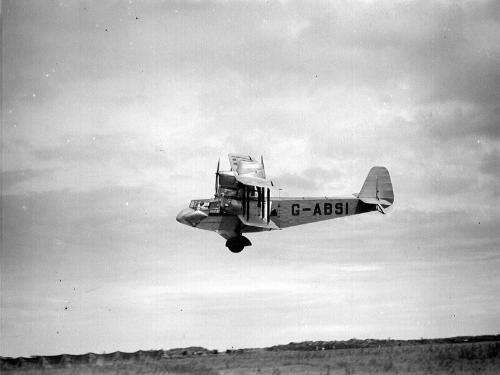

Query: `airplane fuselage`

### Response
(176, 154, 394, 252)
(177, 196, 374, 232)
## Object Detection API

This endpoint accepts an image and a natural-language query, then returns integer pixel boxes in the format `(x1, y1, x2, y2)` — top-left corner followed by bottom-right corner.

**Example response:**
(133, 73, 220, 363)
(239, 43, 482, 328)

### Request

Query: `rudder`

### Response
(357, 167, 394, 212)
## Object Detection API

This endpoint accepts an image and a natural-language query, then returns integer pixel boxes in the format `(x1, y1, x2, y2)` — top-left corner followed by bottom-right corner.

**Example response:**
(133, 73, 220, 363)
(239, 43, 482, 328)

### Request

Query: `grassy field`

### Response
(2, 340, 500, 374)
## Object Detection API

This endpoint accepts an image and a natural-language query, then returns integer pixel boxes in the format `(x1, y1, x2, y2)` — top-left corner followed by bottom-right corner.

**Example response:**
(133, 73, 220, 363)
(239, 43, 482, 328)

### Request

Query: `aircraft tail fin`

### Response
(357, 167, 394, 213)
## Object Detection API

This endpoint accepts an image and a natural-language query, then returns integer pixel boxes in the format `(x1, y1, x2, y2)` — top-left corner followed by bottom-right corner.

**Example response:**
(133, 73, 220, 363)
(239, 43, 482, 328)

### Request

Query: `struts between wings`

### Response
(177, 154, 395, 253)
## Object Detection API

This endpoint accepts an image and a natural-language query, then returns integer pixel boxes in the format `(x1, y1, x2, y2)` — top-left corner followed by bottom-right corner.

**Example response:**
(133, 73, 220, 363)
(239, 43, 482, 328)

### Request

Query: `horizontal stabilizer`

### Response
(358, 197, 393, 206)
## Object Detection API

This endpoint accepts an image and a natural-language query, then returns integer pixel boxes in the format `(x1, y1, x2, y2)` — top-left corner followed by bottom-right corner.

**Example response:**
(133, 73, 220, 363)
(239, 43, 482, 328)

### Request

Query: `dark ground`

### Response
(2, 335, 500, 374)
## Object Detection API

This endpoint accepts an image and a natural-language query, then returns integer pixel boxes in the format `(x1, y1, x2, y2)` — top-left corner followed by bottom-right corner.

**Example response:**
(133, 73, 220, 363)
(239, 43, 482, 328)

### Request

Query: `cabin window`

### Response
(218, 174, 237, 188)
(189, 200, 210, 210)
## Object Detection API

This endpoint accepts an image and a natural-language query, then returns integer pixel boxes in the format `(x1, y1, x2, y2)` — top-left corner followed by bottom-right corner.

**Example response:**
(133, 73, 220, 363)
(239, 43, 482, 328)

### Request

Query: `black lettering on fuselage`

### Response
(313, 203, 322, 215)
(291, 202, 348, 217)
(324, 203, 332, 215)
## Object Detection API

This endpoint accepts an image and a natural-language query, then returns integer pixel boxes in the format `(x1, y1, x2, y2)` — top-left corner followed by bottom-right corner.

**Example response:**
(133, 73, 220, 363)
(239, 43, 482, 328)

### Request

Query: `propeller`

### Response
(214, 159, 220, 196)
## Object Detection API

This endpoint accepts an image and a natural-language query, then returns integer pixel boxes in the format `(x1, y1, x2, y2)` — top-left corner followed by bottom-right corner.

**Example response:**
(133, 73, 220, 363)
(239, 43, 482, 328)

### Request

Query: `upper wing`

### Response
(228, 154, 255, 172)
(228, 153, 274, 187)
(235, 175, 274, 188)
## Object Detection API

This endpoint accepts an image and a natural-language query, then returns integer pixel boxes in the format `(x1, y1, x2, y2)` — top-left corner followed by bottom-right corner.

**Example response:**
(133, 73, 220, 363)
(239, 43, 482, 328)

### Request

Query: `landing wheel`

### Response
(226, 236, 252, 253)
(228, 243, 244, 253)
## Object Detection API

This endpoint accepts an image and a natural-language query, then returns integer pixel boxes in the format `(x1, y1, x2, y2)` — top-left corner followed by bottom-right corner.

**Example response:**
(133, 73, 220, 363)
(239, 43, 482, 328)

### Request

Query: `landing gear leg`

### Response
(226, 236, 252, 253)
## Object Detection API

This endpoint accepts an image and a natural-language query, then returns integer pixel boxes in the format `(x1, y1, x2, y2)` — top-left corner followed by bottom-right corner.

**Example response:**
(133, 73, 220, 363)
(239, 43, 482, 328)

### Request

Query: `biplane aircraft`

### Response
(176, 154, 394, 253)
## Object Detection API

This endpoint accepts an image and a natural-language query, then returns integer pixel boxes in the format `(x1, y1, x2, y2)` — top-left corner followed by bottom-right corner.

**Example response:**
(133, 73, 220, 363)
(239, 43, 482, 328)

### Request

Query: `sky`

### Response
(1, 0, 499, 358)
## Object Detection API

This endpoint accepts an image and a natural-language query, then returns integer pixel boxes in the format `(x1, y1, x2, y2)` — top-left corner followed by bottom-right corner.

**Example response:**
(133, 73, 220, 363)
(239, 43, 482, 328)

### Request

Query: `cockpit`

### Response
(189, 199, 220, 214)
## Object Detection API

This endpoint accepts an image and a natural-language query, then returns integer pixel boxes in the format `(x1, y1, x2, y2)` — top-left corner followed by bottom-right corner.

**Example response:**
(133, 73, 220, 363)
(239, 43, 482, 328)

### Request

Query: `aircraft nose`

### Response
(176, 208, 193, 224)
(176, 208, 208, 227)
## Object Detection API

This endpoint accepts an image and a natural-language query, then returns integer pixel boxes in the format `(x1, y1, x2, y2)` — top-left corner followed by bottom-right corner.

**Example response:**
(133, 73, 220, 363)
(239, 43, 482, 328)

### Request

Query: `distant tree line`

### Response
(2, 334, 499, 371)
(265, 335, 500, 352)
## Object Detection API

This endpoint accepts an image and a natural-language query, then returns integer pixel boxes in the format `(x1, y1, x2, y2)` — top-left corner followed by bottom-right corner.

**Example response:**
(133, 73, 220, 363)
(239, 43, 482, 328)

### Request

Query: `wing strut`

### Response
(261, 187, 265, 219)
(266, 188, 270, 223)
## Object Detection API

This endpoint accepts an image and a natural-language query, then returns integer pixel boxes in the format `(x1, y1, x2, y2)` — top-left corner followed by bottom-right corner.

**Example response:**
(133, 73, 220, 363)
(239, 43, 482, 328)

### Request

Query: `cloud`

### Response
(481, 148, 500, 177)
(274, 167, 345, 195)
(2, 0, 500, 357)
(1, 169, 56, 191)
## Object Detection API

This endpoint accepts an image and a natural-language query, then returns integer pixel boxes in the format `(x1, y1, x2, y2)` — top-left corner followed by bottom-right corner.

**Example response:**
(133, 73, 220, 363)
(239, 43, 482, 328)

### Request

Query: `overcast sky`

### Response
(1, 0, 499, 357)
